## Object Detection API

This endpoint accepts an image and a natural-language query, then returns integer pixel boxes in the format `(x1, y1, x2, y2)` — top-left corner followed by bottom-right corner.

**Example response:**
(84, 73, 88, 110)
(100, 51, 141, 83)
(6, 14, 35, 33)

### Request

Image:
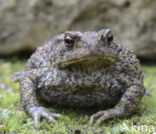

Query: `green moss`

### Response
(0, 58, 156, 134)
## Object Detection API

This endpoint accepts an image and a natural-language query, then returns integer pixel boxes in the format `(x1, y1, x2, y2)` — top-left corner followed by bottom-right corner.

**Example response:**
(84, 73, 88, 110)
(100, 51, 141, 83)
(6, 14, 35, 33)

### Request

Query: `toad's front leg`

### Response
(90, 81, 145, 125)
(19, 76, 61, 128)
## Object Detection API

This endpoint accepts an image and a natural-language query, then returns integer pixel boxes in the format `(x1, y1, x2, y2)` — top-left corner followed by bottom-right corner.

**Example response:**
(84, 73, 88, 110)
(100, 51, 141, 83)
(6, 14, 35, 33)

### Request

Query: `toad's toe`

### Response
(29, 107, 62, 128)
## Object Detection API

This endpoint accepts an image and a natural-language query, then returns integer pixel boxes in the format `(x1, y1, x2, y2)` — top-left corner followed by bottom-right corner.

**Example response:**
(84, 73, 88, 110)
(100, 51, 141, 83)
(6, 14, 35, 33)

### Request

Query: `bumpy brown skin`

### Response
(14, 29, 145, 127)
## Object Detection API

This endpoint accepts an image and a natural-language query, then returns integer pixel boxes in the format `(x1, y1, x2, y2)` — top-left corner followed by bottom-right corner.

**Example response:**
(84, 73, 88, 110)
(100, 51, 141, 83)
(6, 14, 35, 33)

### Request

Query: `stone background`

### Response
(0, 0, 155, 60)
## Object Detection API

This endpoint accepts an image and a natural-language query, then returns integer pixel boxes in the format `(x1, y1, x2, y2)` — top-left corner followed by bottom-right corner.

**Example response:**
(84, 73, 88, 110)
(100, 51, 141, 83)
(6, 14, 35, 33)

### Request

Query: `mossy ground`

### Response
(0, 57, 156, 134)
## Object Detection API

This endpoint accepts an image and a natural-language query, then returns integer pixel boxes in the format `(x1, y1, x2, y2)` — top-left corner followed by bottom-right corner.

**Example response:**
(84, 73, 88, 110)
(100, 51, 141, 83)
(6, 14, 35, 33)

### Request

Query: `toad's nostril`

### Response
(85, 42, 89, 45)
(83, 42, 89, 47)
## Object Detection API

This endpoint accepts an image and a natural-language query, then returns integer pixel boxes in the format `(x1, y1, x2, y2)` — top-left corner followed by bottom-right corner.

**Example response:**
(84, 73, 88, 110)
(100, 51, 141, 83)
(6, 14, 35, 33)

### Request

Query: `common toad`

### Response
(14, 29, 145, 127)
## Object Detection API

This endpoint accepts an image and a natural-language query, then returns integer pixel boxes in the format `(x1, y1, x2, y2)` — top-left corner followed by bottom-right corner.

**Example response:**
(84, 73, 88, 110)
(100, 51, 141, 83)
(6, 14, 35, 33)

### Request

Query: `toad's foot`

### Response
(90, 108, 121, 125)
(29, 106, 62, 128)
(90, 83, 145, 125)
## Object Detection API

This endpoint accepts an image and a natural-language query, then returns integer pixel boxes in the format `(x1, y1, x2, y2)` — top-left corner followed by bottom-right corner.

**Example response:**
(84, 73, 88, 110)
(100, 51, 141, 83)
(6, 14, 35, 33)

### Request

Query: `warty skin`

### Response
(14, 29, 145, 127)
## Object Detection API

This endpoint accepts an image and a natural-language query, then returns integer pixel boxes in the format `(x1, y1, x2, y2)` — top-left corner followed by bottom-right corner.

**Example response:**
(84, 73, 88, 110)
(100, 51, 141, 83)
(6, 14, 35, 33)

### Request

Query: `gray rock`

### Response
(0, 0, 155, 60)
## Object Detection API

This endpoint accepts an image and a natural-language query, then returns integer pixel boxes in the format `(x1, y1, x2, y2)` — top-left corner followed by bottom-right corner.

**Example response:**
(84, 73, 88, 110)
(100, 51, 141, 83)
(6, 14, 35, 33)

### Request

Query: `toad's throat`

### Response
(57, 56, 117, 71)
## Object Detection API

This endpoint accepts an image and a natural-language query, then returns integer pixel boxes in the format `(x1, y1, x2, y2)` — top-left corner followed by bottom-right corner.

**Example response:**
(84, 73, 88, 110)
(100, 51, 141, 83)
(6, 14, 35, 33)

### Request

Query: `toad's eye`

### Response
(64, 35, 74, 47)
(107, 34, 113, 42)
(101, 33, 113, 44)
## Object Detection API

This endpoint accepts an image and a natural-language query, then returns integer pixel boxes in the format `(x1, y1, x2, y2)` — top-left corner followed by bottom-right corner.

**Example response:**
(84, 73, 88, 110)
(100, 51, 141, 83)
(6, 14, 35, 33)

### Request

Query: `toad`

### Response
(14, 29, 145, 127)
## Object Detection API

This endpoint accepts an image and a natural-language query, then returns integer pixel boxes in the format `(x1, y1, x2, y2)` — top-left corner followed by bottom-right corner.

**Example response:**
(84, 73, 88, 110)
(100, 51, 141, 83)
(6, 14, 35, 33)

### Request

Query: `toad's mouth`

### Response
(57, 55, 117, 71)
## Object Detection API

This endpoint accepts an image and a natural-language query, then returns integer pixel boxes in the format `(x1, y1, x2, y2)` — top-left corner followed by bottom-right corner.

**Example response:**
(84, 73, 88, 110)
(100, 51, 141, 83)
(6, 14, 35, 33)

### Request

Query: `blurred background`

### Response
(0, 0, 155, 60)
(0, 0, 156, 133)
